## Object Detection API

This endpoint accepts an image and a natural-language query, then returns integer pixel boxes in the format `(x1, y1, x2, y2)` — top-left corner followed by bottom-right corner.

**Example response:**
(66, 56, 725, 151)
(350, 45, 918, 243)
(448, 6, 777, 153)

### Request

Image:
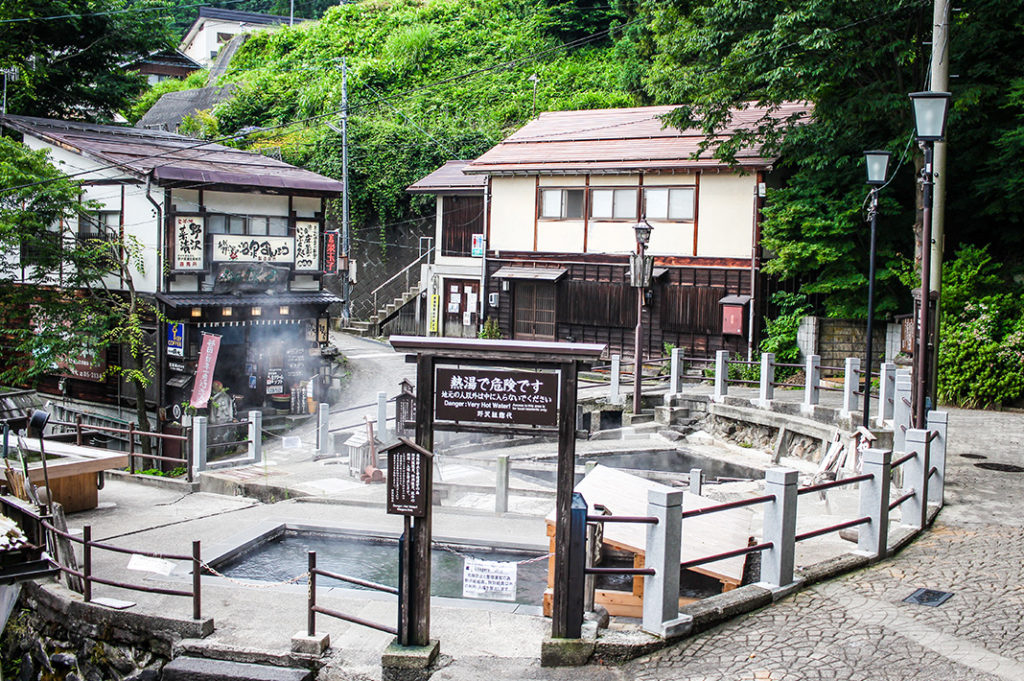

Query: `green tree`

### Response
(0, 0, 173, 120)
(641, 0, 1024, 317)
(0, 138, 159, 448)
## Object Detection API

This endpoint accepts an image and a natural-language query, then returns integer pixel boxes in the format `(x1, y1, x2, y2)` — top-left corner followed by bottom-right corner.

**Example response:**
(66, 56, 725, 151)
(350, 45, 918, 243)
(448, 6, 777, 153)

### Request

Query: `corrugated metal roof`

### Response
(491, 266, 567, 281)
(465, 102, 811, 174)
(157, 291, 342, 308)
(197, 6, 303, 25)
(0, 115, 345, 195)
(137, 85, 236, 132)
(406, 160, 487, 194)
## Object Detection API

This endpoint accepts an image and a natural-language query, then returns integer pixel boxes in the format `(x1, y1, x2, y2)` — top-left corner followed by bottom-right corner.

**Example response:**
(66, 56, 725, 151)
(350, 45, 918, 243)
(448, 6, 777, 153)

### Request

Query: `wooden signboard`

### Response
(385, 439, 433, 517)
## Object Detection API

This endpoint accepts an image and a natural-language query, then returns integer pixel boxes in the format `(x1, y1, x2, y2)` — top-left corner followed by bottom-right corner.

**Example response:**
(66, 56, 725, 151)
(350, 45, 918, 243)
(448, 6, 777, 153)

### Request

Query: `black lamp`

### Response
(909, 91, 952, 142)
(864, 150, 892, 187)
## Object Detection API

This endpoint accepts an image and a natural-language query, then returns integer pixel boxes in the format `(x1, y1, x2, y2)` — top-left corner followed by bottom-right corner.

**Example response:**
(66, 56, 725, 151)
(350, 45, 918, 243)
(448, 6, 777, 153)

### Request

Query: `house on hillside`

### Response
(126, 49, 202, 86)
(179, 7, 306, 67)
(406, 103, 809, 359)
(0, 115, 343, 430)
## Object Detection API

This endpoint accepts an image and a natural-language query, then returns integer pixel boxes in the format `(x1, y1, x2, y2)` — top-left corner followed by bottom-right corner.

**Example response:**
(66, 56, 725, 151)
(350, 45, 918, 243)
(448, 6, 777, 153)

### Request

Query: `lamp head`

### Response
(864, 150, 892, 186)
(909, 91, 951, 142)
(633, 218, 653, 248)
(28, 409, 49, 438)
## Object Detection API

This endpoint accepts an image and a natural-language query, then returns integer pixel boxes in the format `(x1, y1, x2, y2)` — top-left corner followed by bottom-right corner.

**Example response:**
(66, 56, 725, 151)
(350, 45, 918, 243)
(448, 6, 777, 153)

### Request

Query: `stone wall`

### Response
(797, 316, 899, 374)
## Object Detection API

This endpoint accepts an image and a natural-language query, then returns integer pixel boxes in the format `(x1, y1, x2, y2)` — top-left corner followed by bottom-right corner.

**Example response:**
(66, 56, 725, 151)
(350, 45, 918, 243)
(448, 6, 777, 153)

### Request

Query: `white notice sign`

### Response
(462, 557, 517, 601)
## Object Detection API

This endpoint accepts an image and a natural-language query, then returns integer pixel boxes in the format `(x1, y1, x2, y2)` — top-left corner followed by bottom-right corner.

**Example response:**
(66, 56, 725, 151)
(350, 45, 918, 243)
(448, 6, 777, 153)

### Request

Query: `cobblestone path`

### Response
(626, 408, 1024, 681)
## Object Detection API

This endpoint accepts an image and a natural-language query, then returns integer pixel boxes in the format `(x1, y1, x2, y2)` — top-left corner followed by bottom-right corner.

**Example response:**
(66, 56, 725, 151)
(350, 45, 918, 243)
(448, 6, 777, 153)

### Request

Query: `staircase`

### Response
(342, 284, 421, 337)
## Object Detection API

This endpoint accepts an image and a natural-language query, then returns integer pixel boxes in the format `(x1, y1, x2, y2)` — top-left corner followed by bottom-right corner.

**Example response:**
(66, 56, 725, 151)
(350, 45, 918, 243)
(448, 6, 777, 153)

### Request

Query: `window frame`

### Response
(589, 187, 639, 221)
(643, 186, 697, 222)
(206, 213, 290, 237)
(538, 188, 585, 220)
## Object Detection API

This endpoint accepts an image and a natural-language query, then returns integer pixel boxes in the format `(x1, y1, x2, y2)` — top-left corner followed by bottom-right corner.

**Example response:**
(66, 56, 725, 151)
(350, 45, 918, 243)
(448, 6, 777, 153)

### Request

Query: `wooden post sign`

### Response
(385, 438, 432, 517)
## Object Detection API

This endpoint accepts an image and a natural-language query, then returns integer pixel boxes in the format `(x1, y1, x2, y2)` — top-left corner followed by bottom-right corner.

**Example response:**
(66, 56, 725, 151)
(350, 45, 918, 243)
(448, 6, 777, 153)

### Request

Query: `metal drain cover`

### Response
(974, 462, 1024, 473)
(904, 588, 954, 607)
(960, 453, 987, 460)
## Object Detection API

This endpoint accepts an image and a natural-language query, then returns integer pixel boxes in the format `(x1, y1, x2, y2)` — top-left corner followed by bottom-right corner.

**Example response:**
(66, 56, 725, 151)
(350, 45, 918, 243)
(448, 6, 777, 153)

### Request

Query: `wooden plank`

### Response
(24, 455, 129, 482)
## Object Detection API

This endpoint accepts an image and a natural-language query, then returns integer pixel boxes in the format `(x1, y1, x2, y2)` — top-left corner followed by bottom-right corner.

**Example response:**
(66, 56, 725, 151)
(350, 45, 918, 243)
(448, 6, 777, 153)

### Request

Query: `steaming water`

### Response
(517, 449, 761, 486)
(218, 531, 549, 605)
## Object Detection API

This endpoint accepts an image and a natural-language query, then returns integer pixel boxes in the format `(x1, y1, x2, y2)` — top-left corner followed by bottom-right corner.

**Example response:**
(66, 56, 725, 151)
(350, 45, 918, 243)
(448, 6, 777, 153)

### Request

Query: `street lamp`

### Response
(27, 409, 52, 515)
(862, 150, 891, 429)
(909, 90, 951, 428)
(632, 218, 653, 415)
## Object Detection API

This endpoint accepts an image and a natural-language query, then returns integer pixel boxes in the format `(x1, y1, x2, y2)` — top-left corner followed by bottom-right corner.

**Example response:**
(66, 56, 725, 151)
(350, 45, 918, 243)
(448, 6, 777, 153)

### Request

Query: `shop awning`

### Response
(718, 294, 752, 305)
(491, 266, 568, 282)
(157, 291, 343, 310)
(166, 374, 193, 389)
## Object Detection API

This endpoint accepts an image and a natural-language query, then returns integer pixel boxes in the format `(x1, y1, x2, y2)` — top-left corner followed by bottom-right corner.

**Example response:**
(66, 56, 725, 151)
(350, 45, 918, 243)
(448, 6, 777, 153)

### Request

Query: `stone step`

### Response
(162, 657, 312, 681)
(653, 405, 692, 426)
(622, 411, 655, 426)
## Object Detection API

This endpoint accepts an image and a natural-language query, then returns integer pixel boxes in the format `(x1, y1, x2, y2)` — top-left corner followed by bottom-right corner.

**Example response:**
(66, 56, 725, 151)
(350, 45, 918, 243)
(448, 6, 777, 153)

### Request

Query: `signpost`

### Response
(389, 336, 605, 644)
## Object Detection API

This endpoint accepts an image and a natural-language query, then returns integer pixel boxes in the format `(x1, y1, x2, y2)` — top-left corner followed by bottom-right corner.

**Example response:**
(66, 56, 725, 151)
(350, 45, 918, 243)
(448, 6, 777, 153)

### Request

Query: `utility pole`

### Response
(927, 0, 950, 406)
(341, 58, 351, 324)
(2, 67, 19, 116)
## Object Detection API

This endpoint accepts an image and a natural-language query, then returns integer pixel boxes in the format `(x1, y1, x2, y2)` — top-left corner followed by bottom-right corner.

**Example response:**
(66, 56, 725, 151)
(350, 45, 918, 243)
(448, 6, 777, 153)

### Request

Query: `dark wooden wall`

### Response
(486, 252, 754, 358)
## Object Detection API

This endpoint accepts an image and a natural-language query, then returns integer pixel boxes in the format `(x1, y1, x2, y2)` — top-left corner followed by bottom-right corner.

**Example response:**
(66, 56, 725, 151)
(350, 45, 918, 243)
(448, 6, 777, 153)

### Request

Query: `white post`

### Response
(760, 468, 798, 588)
(688, 468, 702, 496)
(669, 347, 682, 396)
(893, 371, 912, 454)
(877, 362, 897, 427)
(903, 429, 930, 531)
(377, 391, 388, 440)
(610, 354, 622, 404)
(713, 350, 729, 399)
(841, 357, 860, 418)
(758, 352, 775, 406)
(926, 411, 948, 506)
(803, 354, 820, 407)
(857, 448, 891, 559)
(316, 403, 329, 455)
(642, 489, 690, 638)
(192, 416, 208, 473)
(248, 410, 262, 462)
(495, 455, 509, 515)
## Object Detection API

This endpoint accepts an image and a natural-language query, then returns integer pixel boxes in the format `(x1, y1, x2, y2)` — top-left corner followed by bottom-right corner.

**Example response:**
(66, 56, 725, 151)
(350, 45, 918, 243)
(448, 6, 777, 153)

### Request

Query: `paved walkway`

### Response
(624, 407, 1024, 681)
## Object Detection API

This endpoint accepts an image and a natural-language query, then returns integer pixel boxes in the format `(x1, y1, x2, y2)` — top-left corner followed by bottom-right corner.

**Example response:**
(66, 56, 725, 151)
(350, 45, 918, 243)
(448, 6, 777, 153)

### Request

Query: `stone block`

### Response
(540, 637, 595, 667)
(381, 639, 440, 681)
(290, 631, 329, 656)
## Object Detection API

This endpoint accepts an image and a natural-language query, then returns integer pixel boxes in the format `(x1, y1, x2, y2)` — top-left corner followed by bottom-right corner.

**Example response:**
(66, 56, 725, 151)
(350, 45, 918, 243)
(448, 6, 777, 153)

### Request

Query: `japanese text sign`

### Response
(294, 220, 320, 270)
(434, 367, 559, 427)
(386, 440, 432, 517)
(189, 332, 221, 408)
(174, 216, 205, 270)
(323, 230, 340, 273)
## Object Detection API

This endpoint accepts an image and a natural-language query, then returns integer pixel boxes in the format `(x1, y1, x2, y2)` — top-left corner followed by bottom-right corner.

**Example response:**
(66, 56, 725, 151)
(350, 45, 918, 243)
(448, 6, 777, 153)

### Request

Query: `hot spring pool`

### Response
(214, 529, 550, 606)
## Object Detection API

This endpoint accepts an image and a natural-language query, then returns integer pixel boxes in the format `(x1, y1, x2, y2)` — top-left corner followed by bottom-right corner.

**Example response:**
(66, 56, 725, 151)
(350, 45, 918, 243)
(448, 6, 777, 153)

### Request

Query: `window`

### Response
(442, 196, 484, 257)
(644, 187, 695, 221)
(207, 214, 288, 236)
(590, 189, 637, 220)
(539, 189, 584, 219)
(78, 211, 119, 238)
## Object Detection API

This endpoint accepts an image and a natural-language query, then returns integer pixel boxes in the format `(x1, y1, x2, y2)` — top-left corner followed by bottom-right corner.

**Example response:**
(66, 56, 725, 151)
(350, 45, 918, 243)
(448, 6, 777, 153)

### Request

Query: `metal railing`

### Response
(48, 417, 193, 482)
(306, 550, 398, 636)
(358, 247, 434, 323)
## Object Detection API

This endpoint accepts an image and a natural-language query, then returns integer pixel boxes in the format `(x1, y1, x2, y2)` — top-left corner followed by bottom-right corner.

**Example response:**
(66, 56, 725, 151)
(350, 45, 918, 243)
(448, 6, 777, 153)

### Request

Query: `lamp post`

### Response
(27, 409, 52, 515)
(862, 151, 891, 429)
(909, 90, 951, 428)
(632, 218, 653, 415)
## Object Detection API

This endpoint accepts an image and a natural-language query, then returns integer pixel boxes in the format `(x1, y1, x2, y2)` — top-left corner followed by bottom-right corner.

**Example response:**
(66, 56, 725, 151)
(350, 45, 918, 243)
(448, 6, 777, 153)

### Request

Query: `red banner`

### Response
(324, 230, 340, 273)
(190, 333, 221, 409)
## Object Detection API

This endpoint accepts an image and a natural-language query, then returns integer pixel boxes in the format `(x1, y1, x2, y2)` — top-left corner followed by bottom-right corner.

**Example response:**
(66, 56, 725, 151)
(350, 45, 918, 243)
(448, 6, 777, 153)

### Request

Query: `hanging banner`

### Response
(174, 216, 205, 271)
(189, 333, 221, 409)
(428, 294, 440, 333)
(462, 558, 517, 601)
(323, 230, 340, 273)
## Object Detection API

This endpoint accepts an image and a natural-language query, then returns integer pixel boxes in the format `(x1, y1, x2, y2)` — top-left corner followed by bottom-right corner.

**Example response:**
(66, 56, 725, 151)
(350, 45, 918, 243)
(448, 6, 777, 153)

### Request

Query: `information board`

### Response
(386, 440, 431, 517)
(434, 367, 559, 427)
(462, 558, 517, 601)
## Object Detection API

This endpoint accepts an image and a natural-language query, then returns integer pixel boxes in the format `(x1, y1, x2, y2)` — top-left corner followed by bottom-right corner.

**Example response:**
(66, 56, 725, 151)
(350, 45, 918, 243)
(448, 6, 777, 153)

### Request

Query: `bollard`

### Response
(857, 448, 891, 559)
(669, 347, 682, 396)
(892, 372, 912, 454)
(803, 355, 820, 407)
(495, 455, 509, 515)
(584, 522, 597, 613)
(841, 357, 860, 418)
(316, 403, 329, 454)
(713, 350, 729, 399)
(192, 416, 208, 473)
(760, 469, 798, 588)
(377, 392, 388, 440)
(248, 410, 262, 463)
(564, 492, 588, 639)
(610, 354, 622, 404)
(758, 352, 775, 405)
(642, 489, 688, 637)
(688, 467, 703, 496)
(903, 429, 931, 530)
(926, 411, 948, 506)
(877, 362, 897, 427)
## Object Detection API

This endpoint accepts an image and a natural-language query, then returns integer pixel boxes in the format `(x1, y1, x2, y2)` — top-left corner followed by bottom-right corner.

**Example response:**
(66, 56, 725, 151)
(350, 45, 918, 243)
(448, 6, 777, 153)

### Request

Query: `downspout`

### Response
(748, 172, 765, 361)
(145, 174, 163, 294)
(146, 174, 165, 454)
(480, 181, 490, 328)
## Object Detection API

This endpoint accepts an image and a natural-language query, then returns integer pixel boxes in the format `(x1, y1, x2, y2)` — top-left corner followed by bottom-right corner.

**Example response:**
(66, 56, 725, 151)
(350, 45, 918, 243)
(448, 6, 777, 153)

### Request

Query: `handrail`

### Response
(797, 473, 873, 496)
(795, 516, 869, 542)
(370, 247, 434, 315)
(313, 566, 399, 595)
(890, 453, 915, 469)
(307, 551, 396, 638)
(679, 541, 772, 570)
(584, 566, 655, 576)
(681, 494, 775, 519)
(889, 490, 916, 510)
(48, 418, 186, 442)
(586, 514, 658, 524)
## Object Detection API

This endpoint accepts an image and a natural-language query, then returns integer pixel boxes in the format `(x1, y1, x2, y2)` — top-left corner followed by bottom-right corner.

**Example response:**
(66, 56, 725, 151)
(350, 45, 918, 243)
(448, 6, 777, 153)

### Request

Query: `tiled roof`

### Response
(406, 160, 487, 193)
(197, 6, 304, 25)
(1, 115, 345, 196)
(464, 102, 811, 174)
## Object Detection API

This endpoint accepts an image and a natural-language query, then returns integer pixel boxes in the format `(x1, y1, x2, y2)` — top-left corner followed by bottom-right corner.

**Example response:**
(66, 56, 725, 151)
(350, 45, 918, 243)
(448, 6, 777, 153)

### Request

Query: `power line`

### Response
(0, 0, 325, 25)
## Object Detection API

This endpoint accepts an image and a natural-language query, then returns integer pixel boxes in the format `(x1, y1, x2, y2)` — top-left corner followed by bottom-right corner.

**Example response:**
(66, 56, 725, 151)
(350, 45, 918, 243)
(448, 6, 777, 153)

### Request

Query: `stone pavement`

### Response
(624, 406, 1024, 681)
